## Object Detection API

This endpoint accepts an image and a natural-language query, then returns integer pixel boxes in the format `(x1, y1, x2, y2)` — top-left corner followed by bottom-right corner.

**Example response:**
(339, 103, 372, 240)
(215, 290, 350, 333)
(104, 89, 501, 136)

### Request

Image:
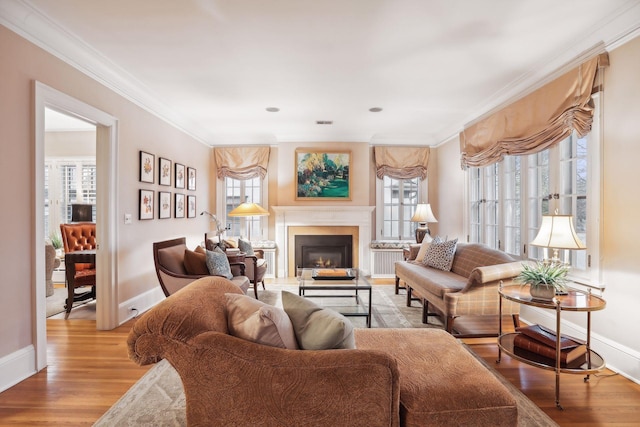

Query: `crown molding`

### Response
(0, 0, 211, 146)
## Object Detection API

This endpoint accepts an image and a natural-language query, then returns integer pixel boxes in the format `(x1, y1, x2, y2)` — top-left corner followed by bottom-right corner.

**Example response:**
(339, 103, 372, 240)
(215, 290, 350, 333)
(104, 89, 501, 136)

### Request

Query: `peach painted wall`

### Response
(0, 25, 210, 361)
(432, 136, 465, 240)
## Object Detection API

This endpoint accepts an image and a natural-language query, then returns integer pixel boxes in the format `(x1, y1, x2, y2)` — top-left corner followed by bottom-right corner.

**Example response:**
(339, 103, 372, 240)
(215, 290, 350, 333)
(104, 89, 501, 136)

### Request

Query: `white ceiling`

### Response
(4, 0, 640, 146)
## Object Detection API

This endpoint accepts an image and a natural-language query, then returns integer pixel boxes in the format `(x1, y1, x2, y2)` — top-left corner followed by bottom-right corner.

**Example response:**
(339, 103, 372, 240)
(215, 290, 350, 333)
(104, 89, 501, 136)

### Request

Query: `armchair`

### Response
(153, 237, 250, 297)
(59, 222, 97, 318)
(205, 233, 267, 299)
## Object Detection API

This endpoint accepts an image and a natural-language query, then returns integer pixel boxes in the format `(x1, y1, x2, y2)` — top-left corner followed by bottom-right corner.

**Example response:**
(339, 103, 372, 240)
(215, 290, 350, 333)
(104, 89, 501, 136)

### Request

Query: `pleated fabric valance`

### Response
(374, 146, 430, 180)
(460, 53, 609, 168)
(214, 146, 270, 180)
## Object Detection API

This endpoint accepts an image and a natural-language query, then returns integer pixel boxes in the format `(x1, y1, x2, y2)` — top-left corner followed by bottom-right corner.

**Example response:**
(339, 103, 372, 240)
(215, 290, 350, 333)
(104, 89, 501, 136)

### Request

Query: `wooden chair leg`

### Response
(446, 316, 455, 334)
(512, 314, 520, 328)
(253, 281, 259, 299)
(422, 300, 429, 324)
(395, 276, 400, 294)
(406, 286, 413, 307)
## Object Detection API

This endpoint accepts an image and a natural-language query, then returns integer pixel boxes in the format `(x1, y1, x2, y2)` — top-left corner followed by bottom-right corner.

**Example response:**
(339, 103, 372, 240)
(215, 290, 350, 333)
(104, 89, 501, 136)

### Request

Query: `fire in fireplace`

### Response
(295, 235, 353, 269)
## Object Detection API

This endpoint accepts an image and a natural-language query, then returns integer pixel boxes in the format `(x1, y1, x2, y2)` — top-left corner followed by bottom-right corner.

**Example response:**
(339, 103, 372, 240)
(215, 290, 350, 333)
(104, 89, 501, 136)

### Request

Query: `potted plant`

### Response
(515, 261, 569, 301)
(49, 232, 63, 257)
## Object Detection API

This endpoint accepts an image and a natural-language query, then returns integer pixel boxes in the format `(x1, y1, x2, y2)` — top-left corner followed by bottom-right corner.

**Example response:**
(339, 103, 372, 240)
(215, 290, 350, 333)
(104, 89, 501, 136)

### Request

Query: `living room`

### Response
(1, 1, 640, 424)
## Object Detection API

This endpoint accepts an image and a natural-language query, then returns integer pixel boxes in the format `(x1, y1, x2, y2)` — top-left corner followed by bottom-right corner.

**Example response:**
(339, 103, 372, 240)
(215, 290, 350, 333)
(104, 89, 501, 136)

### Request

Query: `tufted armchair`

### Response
(59, 222, 97, 318)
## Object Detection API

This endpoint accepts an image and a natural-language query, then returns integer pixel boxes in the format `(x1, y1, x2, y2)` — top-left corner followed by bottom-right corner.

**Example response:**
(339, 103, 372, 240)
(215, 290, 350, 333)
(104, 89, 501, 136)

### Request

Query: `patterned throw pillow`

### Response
(238, 238, 255, 256)
(422, 237, 458, 271)
(205, 247, 233, 280)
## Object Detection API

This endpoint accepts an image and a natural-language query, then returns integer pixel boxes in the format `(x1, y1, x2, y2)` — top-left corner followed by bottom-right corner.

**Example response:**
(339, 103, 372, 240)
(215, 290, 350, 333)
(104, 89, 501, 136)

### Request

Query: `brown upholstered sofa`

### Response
(128, 276, 518, 426)
(395, 242, 523, 335)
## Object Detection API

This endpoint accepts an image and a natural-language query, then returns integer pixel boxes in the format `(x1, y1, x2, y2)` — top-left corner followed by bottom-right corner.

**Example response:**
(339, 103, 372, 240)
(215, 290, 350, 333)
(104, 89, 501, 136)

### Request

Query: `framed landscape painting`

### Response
(295, 149, 351, 200)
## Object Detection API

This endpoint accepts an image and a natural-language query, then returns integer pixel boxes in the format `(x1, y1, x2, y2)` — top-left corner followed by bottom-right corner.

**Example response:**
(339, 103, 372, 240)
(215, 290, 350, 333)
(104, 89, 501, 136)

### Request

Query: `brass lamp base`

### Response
(415, 224, 429, 243)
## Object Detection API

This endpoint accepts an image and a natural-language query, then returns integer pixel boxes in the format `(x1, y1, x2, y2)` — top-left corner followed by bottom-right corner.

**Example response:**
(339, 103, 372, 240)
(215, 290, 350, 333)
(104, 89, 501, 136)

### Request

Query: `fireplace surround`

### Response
(273, 206, 375, 277)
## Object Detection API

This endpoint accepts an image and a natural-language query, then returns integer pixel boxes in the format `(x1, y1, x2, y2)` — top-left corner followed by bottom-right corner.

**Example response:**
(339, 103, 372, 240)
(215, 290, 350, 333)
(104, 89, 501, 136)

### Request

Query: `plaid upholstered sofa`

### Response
(395, 243, 523, 336)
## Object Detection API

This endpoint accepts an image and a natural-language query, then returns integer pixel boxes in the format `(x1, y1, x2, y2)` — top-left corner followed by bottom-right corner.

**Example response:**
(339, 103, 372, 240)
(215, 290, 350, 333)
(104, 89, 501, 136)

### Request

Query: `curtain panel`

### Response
(460, 53, 609, 168)
(214, 146, 270, 180)
(373, 146, 430, 180)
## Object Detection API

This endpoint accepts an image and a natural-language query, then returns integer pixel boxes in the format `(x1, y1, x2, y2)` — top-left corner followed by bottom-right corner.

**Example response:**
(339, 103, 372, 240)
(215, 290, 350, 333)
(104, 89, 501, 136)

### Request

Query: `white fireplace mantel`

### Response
(272, 206, 375, 277)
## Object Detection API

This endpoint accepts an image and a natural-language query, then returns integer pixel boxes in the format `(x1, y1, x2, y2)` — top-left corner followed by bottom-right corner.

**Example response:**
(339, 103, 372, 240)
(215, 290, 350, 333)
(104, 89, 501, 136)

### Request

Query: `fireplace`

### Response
(295, 235, 353, 269)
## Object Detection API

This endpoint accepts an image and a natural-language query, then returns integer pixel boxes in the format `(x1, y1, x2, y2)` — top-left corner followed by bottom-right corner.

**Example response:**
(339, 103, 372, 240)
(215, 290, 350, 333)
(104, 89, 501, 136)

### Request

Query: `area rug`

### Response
(94, 285, 557, 427)
(46, 287, 67, 317)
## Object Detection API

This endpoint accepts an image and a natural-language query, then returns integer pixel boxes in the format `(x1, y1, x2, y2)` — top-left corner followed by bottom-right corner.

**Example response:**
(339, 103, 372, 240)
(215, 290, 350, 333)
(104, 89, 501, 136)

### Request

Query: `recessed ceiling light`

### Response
(369, 107, 383, 112)
(266, 107, 280, 112)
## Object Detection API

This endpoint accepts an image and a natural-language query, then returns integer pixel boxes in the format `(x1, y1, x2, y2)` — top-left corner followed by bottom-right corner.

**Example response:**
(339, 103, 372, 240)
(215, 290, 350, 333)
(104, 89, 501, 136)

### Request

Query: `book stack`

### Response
(513, 324, 588, 368)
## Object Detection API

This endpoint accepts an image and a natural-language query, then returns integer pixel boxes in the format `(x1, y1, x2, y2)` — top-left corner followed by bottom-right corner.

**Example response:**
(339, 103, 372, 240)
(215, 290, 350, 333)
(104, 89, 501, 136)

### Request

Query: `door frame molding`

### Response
(34, 81, 119, 370)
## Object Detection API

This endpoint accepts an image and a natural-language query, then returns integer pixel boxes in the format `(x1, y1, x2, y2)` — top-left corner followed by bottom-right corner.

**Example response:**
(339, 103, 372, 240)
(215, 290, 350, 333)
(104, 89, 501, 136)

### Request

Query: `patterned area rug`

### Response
(94, 285, 557, 427)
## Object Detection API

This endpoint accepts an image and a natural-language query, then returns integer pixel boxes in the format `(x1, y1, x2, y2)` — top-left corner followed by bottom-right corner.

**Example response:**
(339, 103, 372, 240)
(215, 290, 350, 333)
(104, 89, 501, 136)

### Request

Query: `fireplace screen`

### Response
(295, 235, 353, 269)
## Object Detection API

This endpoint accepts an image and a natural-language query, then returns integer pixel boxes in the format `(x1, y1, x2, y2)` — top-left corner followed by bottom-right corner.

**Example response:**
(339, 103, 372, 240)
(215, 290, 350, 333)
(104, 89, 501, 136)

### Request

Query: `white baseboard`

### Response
(0, 345, 36, 393)
(118, 286, 165, 324)
(520, 306, 640, 385)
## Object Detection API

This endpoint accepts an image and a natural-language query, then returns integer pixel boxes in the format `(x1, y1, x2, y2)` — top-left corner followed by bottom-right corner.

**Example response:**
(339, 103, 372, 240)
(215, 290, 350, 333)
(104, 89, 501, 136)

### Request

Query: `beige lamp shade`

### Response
(530, 215, 586, 250)
(228, 202, 270, 217)
(411, 204, 438, 224)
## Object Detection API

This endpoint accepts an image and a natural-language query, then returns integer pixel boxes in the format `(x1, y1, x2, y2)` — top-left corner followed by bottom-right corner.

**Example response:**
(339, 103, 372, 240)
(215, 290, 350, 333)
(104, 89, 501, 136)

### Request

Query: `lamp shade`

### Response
(411, 204, 438, 224)
(530, 215, 586, 250)
(228, 202, 269, 217)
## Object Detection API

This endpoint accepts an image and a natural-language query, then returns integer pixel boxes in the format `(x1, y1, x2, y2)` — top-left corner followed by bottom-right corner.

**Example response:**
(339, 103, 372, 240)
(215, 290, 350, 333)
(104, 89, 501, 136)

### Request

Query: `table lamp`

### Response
(411, 203, 438, 243)
(530, 213, 586, 264)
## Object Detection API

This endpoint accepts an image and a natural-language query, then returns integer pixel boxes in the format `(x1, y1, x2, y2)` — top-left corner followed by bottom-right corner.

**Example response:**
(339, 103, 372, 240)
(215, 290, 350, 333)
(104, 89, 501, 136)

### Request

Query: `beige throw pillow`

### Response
(415, 234, 434, 262)
(281, 291, 356, 350)
(225, 293, 298, 350)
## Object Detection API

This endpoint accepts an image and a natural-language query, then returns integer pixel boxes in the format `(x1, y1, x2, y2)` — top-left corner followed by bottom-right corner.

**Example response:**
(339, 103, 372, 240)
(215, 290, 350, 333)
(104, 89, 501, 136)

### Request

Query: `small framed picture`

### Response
(187, 167, 196, 191)
(159, 157, 171, 186)
(158, 191, 171, 219)
(139, 189, 154, 220)
(187, 195, 196, 218)
(175, 193, 185, 218)
(140, 151, 155, 183)
(175, 163, 185, 189)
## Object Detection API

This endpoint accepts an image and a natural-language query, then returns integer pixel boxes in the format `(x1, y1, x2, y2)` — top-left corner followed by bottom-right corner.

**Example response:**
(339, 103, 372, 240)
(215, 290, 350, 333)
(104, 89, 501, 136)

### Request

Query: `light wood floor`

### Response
(2, 289, 640, 425)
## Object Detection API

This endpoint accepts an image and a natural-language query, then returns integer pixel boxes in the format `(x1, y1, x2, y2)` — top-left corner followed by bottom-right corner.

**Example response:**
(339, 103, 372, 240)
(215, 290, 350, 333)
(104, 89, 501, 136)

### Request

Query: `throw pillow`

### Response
(184, 248, 209, 275)
(422, 237, 458, 271)
(281, 291, 356, 350)
(415, 234, 435, 262)
(238, 238, 255, 256)
(225, 293, 298, 350)
(205, 247, 233, 280)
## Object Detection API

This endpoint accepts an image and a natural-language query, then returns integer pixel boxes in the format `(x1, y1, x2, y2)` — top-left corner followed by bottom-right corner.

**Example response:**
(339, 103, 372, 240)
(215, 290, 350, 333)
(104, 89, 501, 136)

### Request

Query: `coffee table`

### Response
(297, 268, 372, 327)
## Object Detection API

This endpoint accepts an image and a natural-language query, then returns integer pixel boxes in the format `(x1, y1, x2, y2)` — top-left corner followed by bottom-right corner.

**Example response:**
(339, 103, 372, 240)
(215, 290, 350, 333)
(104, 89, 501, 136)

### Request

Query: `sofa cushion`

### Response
(184, 248, 209, 275)
(225, 293, 298, 349)
(281, 291, 355, 350)
(450, 243, 515, 278)
(205, 247, 233, 280)
(415, 235, 434, 262)
(423, 238, 457, 271)
(397, 261, 466, 297)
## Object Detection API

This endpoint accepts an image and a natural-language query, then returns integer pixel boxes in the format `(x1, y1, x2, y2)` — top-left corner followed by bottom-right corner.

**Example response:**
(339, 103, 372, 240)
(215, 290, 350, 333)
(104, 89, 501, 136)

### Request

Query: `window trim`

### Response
(216, 175, 268, 241)
(375, 175, 427, 240)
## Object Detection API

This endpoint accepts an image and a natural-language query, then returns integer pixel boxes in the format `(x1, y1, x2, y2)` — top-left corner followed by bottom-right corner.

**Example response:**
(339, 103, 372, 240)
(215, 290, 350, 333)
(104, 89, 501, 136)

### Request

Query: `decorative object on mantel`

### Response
(411, 203, 438, 243)
(295, 149, 351, 200)
(515, 262, 569, 301)
(530, 211, 586, 265)
(228, 198, 270, 241)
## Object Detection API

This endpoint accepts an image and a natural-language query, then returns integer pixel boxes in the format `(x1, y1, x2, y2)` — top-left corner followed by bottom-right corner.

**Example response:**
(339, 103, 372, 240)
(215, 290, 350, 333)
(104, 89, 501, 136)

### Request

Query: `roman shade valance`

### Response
(214, 146, 270, 180)
(374, 146, 430, 180)
(460, 53, 609, 168)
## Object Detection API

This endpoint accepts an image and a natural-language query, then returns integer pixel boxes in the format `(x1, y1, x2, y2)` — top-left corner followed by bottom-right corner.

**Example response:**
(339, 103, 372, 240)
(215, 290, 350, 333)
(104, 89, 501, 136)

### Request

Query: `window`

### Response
(376, 176, 422, 240)
(222, 176, 266, 241)
(466, 95, 601, 283)
(45, 159, 96, 238)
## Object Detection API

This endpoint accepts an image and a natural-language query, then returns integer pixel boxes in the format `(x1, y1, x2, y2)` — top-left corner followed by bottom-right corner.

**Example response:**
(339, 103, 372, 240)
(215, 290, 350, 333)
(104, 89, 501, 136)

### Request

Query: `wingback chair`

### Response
(205, 233, 267, 299)
(59, 222, 97, 318)
(153, 237, 250, 297)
